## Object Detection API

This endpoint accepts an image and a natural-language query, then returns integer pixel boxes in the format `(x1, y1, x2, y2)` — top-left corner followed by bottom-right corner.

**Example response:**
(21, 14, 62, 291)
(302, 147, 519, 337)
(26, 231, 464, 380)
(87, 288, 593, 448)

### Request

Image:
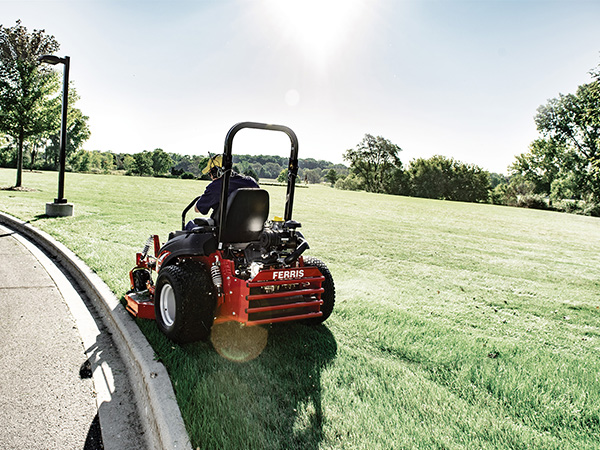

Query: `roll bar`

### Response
(218, 122, 299, 244)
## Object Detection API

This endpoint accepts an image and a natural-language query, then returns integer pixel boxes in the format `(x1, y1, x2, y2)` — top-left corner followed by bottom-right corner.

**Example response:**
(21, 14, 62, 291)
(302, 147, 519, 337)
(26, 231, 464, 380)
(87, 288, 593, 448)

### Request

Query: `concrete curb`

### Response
(0, 212, 192, 450)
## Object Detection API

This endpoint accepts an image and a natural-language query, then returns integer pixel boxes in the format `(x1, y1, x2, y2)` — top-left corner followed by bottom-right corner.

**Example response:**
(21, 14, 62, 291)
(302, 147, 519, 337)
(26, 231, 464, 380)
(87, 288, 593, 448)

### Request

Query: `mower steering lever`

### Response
(182, 195, 202, 230)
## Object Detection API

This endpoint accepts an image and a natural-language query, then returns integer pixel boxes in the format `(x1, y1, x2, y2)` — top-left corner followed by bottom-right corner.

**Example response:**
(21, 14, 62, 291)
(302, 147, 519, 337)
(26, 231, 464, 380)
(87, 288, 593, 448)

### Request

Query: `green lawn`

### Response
(2, 168, 600, 449)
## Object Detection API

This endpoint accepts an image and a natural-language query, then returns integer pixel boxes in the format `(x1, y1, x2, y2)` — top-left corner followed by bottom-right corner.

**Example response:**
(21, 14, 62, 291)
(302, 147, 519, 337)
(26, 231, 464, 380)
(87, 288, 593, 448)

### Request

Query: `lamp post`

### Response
(38, 54, 74, 217)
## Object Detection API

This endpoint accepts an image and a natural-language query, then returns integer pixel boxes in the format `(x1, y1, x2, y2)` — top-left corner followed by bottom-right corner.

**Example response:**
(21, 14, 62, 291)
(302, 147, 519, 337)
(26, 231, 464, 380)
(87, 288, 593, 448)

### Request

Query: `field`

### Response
(1, 168, 600, 449)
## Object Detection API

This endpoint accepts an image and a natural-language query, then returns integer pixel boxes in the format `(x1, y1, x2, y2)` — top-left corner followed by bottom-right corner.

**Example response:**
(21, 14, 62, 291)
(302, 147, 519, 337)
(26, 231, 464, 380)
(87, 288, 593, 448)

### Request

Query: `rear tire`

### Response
(155, 262, 216, 343)
(302, 256, 335, 325)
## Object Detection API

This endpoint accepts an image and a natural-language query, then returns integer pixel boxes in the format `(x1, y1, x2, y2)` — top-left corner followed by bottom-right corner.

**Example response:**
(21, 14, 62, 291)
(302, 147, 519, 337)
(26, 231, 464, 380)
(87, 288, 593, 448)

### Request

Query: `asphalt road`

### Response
(0, 225, 145, 450)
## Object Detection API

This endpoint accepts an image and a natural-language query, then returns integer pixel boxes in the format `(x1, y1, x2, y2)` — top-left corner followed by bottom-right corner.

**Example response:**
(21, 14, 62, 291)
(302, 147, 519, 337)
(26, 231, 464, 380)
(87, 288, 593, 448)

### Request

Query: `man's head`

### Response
(202, 155, 223, 180)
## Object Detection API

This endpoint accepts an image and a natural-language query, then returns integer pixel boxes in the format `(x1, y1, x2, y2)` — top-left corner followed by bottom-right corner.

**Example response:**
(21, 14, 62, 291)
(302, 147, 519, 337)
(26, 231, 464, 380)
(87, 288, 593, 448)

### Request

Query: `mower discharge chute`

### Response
(125, 122, 335, 344)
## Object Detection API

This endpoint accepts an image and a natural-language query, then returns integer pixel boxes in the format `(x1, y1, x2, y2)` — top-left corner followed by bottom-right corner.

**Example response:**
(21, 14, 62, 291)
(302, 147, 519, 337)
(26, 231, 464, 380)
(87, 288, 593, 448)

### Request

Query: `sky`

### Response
(3, 0, 600, 174)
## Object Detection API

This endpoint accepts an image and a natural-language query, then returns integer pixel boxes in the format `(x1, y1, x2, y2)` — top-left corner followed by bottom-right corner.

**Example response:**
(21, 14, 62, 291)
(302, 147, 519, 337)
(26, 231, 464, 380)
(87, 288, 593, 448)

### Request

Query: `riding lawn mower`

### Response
(125, 122, 335, 344)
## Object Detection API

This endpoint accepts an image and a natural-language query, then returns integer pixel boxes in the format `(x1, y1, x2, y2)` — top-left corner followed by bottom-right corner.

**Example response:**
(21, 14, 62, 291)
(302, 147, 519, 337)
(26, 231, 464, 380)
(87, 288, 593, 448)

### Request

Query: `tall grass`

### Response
(2, 168, 600, 449)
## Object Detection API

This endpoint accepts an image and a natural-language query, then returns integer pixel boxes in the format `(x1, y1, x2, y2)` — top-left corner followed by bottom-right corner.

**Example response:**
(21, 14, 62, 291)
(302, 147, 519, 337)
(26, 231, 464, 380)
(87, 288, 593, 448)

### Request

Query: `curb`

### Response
(0, 212, 192, 450)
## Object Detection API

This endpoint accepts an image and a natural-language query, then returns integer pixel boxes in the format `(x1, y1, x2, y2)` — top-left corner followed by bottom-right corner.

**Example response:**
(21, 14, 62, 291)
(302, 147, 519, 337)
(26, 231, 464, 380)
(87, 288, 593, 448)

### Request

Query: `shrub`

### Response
(554, 200, 582, 214)
(582, 201, 600, 217)
(335, 173, 362, 191)
(516, 193, 550, 210)
(489, 184, 507, 205)
(180, 172, 195, 180)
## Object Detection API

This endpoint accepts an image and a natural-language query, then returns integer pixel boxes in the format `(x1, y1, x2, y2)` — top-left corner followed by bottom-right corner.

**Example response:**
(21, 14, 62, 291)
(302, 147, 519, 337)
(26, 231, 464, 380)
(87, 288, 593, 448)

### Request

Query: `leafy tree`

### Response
(510, 139, 567, 195)
(448, 160, 490, 202)
(243, 166, 259, 182)
(408, 155, 490, 202)
(301, 158, 319, 170)
(550, 172, 578, 201)
(0, 20, 60, 187)
(0, 135, 11, 166)
(277, 168, 288, 183)
(43, 87, 90, 169)
(132, 151, 153, 176)
(304, 168, 322, 184)
(69, 149, 91, 172)
(529, 73, 600, 199)
(489, 172, 508, 189)
(408, 155, 453, 199)
(151, 148, 172, 176)
(325, 169, 338, 186)
(25, 135, 45, 170)
(343, 134, 403, 194)
(335, 173, 362, 191)
(277, 168, 299, 184)
(262, 162, 281, 179)
(123, 154, 135, 173)
(100, 151, 115, 173)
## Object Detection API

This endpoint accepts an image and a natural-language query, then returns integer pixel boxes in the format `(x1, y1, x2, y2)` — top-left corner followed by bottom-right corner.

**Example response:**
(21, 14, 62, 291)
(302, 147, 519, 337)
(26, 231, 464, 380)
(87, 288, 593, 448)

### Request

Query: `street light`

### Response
(38, 54, 74, 217)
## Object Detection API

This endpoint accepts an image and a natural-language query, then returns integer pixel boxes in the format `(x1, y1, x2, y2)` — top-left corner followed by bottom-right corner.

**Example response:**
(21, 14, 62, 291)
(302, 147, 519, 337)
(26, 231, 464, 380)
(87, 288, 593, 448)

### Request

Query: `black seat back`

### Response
(220, 188, 269, 244)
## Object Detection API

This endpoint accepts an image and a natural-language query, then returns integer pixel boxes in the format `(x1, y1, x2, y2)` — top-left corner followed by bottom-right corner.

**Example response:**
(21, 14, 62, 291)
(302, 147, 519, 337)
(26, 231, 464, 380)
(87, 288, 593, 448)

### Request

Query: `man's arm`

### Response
(194, 180, 221, 214)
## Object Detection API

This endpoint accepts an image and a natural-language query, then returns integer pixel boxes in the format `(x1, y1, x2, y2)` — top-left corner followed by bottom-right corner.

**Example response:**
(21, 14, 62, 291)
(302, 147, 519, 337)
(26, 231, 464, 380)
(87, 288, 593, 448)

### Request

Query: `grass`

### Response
(2, 168, 600, 449)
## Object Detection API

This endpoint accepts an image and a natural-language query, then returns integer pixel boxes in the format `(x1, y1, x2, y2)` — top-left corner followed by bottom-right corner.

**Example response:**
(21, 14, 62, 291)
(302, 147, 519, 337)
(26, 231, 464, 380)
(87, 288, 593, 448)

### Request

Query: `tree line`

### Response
(2, 20, 598, 216)
(336, 134, 492, 203)
(0, 142, 349, 185)
(336, 60, 599, 216)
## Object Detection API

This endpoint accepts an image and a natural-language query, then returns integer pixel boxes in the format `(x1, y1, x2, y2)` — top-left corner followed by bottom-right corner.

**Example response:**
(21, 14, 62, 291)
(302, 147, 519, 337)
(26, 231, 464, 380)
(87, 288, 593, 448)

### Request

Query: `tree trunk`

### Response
(30, 145, 37, 171)
(15, 134, 23, 187)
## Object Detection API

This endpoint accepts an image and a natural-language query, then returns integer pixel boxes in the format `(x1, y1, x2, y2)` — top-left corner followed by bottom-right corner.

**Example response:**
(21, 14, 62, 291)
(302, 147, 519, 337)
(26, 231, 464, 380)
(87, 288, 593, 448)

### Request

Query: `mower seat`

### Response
(220, 188, 269, 244)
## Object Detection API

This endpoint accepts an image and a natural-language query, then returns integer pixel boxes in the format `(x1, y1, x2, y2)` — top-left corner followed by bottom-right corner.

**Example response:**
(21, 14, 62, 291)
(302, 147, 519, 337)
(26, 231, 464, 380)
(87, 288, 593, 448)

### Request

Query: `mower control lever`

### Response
(284, 220, 301, 229)
(181, 195, 202, 230)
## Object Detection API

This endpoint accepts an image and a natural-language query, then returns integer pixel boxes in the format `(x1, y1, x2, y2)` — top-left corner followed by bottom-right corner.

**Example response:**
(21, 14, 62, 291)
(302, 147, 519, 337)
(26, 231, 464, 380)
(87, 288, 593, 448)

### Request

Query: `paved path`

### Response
(0, 225, 145, 449)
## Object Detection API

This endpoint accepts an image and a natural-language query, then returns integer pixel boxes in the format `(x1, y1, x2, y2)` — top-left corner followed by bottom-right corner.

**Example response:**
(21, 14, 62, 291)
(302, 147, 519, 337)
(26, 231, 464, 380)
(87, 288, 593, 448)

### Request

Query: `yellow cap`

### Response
(273, 216, 283, 222)
(201, 155, 223, 174)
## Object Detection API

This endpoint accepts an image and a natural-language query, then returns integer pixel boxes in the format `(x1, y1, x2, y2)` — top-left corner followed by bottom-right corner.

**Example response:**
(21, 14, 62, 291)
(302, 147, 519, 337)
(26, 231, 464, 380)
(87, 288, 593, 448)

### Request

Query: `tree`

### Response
(43, 87, 90, 169)
(532, 74, 600, 199)
(0, 135, 11, 167)
(408, 155, 453, 199)
(151, 148, 172, 176)
(243, 166, 259, 182)
(335, 173, 362, 191)
(262, 162, 281, 179)
(277, 168, 288, 183)
(70, 149, 91, 172)
(407, 155, 490, 202)
(123, 154, 135, 173)
(510, 138, 566, 195)
(325, 169, 338, 186)
(343, 134, 403, 194)
(448, 160, 490, 202)
(0, 20, 60, 187)
(132, 151, 153, 176)
(304, 168, 322, 184)
(100, 151, 115, 173)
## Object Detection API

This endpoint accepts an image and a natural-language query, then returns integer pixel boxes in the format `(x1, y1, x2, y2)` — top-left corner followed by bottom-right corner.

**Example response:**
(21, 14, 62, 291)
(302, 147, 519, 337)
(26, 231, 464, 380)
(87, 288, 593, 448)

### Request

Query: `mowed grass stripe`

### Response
(1, 168, 599, 449)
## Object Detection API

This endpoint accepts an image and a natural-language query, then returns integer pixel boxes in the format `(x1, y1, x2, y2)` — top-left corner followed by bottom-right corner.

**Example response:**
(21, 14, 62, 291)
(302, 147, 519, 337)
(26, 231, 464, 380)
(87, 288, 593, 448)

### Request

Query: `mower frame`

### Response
(125, 122, 335, 343)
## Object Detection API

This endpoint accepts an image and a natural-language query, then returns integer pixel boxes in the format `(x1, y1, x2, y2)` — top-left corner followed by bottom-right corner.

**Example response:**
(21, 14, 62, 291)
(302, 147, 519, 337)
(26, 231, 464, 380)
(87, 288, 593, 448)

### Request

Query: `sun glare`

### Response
(264, 0, 366, 64)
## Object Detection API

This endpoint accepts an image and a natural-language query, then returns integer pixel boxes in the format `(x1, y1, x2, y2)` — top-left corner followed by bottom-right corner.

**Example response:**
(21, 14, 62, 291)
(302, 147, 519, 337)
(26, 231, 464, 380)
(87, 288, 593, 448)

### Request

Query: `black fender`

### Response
(157, 231, 217, 269)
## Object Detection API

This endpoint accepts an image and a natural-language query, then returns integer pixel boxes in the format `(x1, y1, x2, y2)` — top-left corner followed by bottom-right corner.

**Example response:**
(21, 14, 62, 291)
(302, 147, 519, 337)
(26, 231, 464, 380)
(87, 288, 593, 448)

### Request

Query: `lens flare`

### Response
(210, 321, 268, 363)
(285, 89, 300, 106)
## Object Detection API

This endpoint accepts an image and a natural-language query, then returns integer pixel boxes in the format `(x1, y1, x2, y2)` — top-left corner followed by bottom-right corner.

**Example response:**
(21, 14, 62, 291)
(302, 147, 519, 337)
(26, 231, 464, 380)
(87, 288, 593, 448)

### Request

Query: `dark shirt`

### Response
(195, 173, 259, 219)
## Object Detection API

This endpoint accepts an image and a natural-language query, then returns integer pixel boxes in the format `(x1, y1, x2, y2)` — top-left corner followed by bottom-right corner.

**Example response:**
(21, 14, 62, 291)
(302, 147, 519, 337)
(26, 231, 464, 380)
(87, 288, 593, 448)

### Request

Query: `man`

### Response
(186, 155, 259, 229)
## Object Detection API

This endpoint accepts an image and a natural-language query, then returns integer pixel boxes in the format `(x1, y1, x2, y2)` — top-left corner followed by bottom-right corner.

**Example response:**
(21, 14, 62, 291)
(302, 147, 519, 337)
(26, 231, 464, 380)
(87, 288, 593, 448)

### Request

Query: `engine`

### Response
(229, 219, 310, 280)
